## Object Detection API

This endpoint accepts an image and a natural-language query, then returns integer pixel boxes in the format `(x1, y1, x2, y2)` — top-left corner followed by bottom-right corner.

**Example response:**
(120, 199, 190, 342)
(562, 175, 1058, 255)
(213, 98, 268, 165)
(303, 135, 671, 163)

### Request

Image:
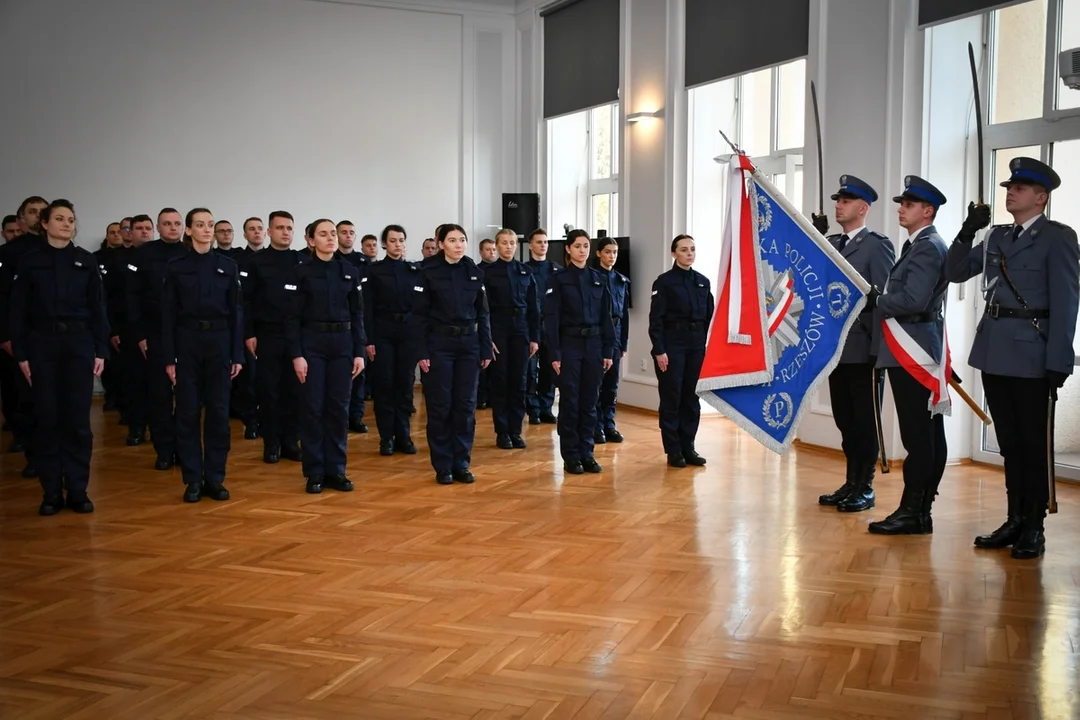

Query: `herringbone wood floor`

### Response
(1, 395, 1078, 720)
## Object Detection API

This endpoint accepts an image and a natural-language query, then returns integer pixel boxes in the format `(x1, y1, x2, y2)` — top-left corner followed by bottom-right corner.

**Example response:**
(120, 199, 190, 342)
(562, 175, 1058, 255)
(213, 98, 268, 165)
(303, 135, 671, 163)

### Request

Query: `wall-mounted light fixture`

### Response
(626, 109, 663, 123)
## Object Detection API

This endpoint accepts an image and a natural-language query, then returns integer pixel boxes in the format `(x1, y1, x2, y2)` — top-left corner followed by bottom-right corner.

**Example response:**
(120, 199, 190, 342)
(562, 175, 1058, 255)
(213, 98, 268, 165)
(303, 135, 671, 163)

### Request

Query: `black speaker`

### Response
(501, 193, 540, 237)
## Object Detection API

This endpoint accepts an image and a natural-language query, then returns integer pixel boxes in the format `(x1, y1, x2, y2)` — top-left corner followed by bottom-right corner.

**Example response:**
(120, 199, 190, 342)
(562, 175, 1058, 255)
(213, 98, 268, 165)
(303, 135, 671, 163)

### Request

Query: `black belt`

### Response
(561, 325, 600, 337)
(37, 320, 88, 333)
(180, 318, 228, 331)
(304, 321, 351, 332)
(894, 312, 939, 323)
(492, 307, 525, 317)
(984, 303, 1049, 320)
(432, 323, 477, 337)
(665, 321, 705, 331)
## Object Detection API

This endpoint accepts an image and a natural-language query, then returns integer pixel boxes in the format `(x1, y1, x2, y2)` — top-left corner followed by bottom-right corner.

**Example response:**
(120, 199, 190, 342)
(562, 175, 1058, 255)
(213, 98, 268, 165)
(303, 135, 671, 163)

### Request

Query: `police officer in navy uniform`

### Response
(868, 176, 950, 535)
(413, 224, 493, 485)
(813, 176, 896, 512)
(363, 225, 420, 456)
(288, 219, 366, 494)
(162, 209, 243, 503)
(9, 200, 109, 515)
(947, 157, 1078, 559)
(649, 235, 714, 468)
(525, 228, 561, 425)
(243, 211, 305, 464)
(335, 220, 370, 434)
(126, 207, 189, 471)
(485, 229, 540, 450)
(476, 238, 498, 410)
(593, 236, 630, 444)
(545, 230, 615, 474)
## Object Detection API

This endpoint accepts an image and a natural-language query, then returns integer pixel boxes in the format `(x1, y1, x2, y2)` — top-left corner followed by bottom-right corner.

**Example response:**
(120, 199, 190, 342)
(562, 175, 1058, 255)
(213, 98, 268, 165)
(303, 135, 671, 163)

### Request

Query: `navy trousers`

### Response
(424, 333, 480, 474)
(256, 333, 301, 452)
(371, 323, 414, 443)
(145, 330, 176, 461)
(231, 349, 258, 427)
(28, 331, 95, 500)
(490, 326, 529, 436)
(654, 342, 705, 456)
(174, 329, 232, 486)
(121, 332, 148, 437)
(349, 369, 366, 424)
(527, 339, 556, 416)
(556, 335, 603, 462)
(597, 350, 623, 432)
(299, 330, 352, 478)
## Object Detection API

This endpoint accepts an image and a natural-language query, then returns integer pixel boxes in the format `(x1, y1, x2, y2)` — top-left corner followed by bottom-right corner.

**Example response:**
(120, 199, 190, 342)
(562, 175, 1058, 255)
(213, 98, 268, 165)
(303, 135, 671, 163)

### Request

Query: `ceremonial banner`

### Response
(697, 156, 871, 454)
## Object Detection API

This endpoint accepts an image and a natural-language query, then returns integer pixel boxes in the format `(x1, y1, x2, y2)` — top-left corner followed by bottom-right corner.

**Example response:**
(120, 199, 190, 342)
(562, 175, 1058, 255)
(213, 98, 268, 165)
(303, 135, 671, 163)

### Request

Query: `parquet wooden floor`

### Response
(1, 395, 1078, 720)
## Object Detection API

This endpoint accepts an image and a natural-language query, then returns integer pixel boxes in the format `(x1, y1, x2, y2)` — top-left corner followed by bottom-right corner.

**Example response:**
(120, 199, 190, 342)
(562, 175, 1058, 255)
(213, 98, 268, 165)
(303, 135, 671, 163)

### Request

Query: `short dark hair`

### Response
(185, 208, 212, 227)
(214, 219, 232, 229)
(268, 210, 293, 224)
(106, 221, 121, 233)
(158, 207, 180, 219)
(381, 225, 407, 246)
(527, 228, 548, 242)
(131, 214, 153, 227)
(671, 234, 694, 252)
(422, 237, 437, 246)
(17, 196, 47, 218)
(479, 237, 495, 248)
(243, 216, 262, 230)
(436, 224, 467, 244)
(336, 220, 354, 229)
(41, 198, 75, 224)
(2, 214, 17, 227)
(361, 234, 377, 243)
(120, 216, 133, 224)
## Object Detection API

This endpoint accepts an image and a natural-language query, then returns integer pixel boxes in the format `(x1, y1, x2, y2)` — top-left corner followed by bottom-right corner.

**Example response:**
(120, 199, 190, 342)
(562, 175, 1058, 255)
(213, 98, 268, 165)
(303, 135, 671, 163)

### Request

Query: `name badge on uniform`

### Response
(470, 276, 478, 281)
(345, 274, 352, 280)
(593, 281, 601, 286)
(651, 290, 658, 296)
(74, 261, 83, 268)
(101, 268, 107, 275)
(414, 285, 424, 292)
(128, 264, 138, 272)
(217, 267, 225, 274)
(360, 277, 368, 283)
(239, 271, 248, 277)
(697, 283, 705, 288)
(285, 284, 297, 291)
(546, 288, 553, 295)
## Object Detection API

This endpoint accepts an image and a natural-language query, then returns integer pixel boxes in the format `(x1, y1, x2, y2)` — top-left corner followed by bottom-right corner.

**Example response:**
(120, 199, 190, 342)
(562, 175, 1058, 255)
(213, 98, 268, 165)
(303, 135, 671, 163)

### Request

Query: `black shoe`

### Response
(593, 429, 607, 445)
(350, 420, 368, 434)
(21, 464, 37, 479)
(818, 483, 854, 506)
(974, 517, 1022, 549)
(539, 412, 558, 424)
(365, 393, 373, 401)
(529, 414, 541, 425)
(203, 482, 230, 501)
(324, 474, 354, 492)
(154, 456, 174, 471)
(868, 490, 928, 535)
(281, 445, 302, 462)
(66, 495, 94, 514)
(604, 428, 624, 443)
(581, 457, 602, 473)
(39, 495, 64, 516)
(263, 448, 280, 464)
(667, 453, 687, 468)
(244, 424, 259, 440)
(436, 472, 454, 485)
(496, 433, 513, 450)
(1010, 528, 1045, 559)
(183, 484, 202, 503)
(564, 460, 584, 475)
(9, 440, 24, 453)
(684, 450, 706, 466)
(838, 490, 875, 512)
(510, 435, 527, 449)
(453, 468, 475, 484)
(306, 476, 324, 494)
(477, 402, 489, 410)
(125, 434, 144, 447)
(395, 437, 417, 454)
(379, 439, 394, 456)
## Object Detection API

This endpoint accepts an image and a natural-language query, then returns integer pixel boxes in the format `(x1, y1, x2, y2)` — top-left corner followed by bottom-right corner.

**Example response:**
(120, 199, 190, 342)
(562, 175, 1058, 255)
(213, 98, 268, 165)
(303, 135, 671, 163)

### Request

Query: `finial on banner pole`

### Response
(718, 128, 742, 157)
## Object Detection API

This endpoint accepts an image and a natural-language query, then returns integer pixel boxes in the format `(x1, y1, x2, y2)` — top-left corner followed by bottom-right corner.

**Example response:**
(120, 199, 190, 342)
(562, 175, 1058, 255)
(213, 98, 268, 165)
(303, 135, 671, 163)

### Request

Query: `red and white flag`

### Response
(881, 318, 952, 416)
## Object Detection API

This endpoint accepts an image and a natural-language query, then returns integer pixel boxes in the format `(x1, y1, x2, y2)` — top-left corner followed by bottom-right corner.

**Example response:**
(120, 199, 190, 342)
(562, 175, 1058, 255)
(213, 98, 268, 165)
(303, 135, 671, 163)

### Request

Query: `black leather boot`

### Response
(837, 463, 876, 512)
(819, 457, 855, 506)
(974, 493, 1022, 549)
(1010, 502, 1045, 560)
(868, 487, 928, 535)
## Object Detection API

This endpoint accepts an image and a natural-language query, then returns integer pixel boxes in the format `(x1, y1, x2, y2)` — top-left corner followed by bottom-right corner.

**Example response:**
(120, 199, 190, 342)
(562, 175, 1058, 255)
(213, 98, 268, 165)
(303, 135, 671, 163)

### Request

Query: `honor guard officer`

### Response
(126, 207, 189, 471)
(413, 224, 493, 485)
(947, 157, 1078, 559)
(9, 200, 109, 515)
(525, 228, 561, 425)
(335, 220, 369, 434)
(868, 176, 950, 535)
(485, 229, 540, 450)
(813, 176, 896, 512)
(649, 235, 713, 468)
(243, 211, 306, 464)
(288, 219, 366, 494)
(594, 237, 630, 444)
(162, 209, 244, 503)
(363, 225, 420, 456)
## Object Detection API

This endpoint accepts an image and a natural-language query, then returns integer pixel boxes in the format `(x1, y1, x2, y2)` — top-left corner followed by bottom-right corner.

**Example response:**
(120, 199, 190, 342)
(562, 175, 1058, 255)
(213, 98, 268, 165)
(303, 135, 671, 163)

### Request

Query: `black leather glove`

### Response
(958, 202, 991, 241)
(865, 287, 880, 311)
(1048, 370, 1068, 389)
(811, 213, 829, 236)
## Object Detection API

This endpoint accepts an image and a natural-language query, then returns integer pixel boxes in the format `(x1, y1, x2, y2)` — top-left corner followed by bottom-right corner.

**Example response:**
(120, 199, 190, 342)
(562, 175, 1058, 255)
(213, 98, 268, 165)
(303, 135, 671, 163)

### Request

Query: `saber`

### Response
(1048, 387, 1058, 514)
(872, 367, 889, 473)
(810, 81, 825, 216)
(967, 42, 985, 204)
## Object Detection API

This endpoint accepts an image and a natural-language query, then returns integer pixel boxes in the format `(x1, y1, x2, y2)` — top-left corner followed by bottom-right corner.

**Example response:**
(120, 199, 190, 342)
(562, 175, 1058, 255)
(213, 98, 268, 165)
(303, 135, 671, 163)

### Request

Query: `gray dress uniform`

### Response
(946, 156, 1079, 559)
(869, 175, 950, 536)
(816, 175, 896, 514)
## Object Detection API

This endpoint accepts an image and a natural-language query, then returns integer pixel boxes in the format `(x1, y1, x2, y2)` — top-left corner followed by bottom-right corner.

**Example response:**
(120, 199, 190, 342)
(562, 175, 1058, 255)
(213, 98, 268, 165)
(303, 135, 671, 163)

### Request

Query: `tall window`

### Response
(546, 102, 620, 240)
(686, 59, 807, 282)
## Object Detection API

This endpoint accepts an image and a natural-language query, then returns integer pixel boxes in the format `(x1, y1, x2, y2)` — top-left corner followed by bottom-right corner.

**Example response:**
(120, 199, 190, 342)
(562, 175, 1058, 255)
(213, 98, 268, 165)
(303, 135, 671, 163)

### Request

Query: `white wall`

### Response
(0, 0, 517, 258)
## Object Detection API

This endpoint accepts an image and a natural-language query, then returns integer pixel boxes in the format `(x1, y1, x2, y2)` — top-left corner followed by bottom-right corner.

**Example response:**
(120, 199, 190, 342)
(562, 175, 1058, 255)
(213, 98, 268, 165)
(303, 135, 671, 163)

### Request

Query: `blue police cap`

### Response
(892, 175, 947, 209)
(999, 156, 1060, 191)
(831, 174, 878, 204)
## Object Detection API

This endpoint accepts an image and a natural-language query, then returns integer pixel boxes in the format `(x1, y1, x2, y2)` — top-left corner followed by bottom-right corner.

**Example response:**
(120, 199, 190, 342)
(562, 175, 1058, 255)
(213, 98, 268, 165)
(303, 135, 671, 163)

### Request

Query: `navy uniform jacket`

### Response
(543, 263, 616, 361)
(648, 266, 714, 356)
(241, 248, 307, 339)
(126, 239, 189, 343)
(336, 249, 369, 277)
(484, 258, 540, 343)
(0, 232, 46, 342)
(597, 266, 630, 352)
(362, 257, 420, 338)
(525, 258, 562, 298)
(161, 250, 244, 366)
(98, 245, 131, 338)
(284, 257, 367, 360)
(411, 255, 493, 362)
(214, 246, 250, 263)
(829, 229, 895, 363)
(10, 243, 110, 362)
(874, 225, 949, 370)
(947, 216, 1079, 378)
